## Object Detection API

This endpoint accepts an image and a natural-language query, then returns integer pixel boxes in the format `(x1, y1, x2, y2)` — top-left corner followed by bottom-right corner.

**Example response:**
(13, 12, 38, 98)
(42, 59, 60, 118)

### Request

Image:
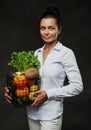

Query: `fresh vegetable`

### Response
(8, 51, 41, 73)
(26, 79, 36, 86)
(15, 87, 29, 98)
(17, 98, 23, 105)
(13, 73, 27, 89)
(7, 50, 41, 106)
(22, 96, 30, 102)
(29, 93, 37, 101)
(25, 68, 39, 79)
(30, 85, 38, 92)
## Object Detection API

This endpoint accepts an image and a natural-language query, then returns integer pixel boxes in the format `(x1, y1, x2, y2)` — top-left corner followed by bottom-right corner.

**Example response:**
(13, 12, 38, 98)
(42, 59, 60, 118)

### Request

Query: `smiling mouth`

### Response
(43, 36, 51, 39)
(45, 38, 50, 40)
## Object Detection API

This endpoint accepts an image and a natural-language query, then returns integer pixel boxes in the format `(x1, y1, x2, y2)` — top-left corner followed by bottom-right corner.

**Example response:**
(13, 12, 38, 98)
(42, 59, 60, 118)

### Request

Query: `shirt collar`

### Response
(37, 41, 63, 52)
(53, 41, 62, 51)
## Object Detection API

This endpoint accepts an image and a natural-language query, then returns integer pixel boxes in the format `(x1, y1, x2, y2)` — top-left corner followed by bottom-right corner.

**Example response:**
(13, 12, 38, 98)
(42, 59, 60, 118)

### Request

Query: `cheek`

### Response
(40, 31, 44, 37)
(52, 29, 59, 38)
(40, 30, 42, 35)
(52, 32, 59, 39)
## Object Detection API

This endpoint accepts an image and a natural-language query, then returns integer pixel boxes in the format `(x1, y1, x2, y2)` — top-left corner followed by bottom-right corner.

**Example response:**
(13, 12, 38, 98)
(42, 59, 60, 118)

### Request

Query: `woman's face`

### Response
(40, 18, 61, 44)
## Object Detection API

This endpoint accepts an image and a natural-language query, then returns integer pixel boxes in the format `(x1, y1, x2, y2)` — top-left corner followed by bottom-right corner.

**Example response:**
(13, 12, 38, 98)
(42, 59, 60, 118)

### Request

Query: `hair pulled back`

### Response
(39, 7, 63, 28)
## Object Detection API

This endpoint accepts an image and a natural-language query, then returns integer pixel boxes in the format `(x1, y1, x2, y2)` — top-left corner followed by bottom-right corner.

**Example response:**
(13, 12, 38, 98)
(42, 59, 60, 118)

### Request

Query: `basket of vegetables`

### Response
(6, 51, 41, 107)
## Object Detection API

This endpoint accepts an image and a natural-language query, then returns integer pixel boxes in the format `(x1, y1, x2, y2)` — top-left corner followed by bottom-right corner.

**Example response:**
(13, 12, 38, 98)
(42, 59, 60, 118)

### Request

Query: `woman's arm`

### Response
(46, 49, 83, 100)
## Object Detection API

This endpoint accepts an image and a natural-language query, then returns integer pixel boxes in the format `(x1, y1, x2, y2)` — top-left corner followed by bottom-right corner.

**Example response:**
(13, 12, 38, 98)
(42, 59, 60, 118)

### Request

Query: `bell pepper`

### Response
(15, 87, 29, 98)
(30, 85, 38, 92)
(13, 73, 27, 89)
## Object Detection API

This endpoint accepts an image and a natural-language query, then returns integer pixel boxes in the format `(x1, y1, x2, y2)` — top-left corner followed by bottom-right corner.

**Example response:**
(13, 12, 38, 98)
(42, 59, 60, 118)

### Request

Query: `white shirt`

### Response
(27, 41, 83, 120)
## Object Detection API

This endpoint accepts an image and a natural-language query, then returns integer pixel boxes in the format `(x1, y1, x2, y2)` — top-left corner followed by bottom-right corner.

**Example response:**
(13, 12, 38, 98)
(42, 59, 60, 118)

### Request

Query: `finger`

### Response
(5, 98, 12, 103)
(31, 100, 38, 107)
(32, 90, 41, 95)
(4, 87, 9, 93)
(31, 101, 36, 107)
(4, 92, 12, 103)
(4, 92, 12, 99)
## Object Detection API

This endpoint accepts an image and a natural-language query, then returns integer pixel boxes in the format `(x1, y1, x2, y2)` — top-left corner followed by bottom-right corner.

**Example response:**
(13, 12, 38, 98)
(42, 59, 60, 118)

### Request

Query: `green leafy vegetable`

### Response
(8, 51, 41, 72)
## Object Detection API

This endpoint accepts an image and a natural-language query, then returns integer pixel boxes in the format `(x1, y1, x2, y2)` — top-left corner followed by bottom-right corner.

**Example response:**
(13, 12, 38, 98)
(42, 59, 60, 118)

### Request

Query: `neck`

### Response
(44, 41, 58, 50)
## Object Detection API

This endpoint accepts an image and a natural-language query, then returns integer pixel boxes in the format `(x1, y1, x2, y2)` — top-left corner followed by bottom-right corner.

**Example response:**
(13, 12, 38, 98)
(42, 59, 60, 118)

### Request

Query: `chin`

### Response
(43, 39, 53, 43)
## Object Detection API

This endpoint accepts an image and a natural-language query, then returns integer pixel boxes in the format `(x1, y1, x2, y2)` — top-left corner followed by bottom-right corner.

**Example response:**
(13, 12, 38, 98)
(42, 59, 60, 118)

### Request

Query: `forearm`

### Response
(46, 81, 83, 100)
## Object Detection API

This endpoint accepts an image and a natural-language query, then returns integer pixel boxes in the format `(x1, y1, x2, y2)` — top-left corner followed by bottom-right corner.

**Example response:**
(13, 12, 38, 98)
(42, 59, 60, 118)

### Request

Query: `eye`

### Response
(49, 27, 55, 31)
(40, 27, 45, 31)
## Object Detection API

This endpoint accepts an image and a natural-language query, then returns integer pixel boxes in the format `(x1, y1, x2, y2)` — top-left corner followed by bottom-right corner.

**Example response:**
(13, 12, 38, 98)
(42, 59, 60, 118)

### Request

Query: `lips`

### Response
(43, 36, 51, 39)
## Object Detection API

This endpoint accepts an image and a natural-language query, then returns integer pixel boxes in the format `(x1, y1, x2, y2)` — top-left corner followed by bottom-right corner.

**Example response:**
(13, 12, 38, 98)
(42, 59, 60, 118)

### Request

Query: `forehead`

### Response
(40, 18, 57, 26)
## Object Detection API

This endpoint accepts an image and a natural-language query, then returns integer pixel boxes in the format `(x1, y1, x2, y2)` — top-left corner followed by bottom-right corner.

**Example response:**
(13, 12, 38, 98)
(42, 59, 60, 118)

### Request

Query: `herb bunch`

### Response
(8, 51, 40, 73)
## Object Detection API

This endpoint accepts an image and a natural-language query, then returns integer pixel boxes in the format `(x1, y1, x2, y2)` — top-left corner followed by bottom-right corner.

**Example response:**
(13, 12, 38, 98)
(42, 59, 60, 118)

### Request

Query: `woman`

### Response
(4, 7, 83, 130)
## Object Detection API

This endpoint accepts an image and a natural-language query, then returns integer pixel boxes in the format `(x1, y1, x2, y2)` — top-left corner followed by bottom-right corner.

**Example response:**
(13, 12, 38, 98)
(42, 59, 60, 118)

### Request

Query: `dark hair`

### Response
(39, 7, 63, 28)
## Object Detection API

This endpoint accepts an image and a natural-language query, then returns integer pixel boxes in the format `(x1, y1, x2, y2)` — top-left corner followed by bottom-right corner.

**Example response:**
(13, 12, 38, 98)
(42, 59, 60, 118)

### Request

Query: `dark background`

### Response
(0, 0, 91, 130)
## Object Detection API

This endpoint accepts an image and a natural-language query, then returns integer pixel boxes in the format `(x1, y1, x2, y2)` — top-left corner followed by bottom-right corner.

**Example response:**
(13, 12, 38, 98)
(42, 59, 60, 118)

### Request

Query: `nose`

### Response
(45, 29, 49, 34)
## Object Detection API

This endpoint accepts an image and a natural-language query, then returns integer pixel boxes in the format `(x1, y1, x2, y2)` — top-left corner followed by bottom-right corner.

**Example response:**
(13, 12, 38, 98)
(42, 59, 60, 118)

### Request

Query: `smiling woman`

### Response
(4, 6, 83, 130)
(40, 18, 62, 45)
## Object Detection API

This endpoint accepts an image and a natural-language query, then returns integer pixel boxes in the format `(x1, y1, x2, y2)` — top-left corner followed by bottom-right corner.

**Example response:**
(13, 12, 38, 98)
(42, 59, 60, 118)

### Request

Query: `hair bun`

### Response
(39, 6, 63, 27)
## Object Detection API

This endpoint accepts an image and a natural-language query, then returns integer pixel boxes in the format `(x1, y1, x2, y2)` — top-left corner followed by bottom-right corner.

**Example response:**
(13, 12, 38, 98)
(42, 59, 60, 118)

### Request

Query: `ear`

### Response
(58, 27, 62, 35)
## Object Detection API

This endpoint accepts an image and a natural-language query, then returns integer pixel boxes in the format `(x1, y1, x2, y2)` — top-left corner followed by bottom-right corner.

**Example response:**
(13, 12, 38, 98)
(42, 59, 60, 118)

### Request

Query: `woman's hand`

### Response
(4, 87, 12, 103)
(31, 90, 48, 107)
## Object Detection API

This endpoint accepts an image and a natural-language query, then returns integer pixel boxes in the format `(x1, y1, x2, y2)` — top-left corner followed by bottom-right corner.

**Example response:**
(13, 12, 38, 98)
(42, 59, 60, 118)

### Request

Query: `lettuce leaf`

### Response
(8, 51, 40, 72)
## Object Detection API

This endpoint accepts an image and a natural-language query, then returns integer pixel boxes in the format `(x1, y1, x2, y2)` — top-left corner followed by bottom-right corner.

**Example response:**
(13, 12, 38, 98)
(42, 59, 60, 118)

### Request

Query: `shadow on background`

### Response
(0, 0, 91, 130)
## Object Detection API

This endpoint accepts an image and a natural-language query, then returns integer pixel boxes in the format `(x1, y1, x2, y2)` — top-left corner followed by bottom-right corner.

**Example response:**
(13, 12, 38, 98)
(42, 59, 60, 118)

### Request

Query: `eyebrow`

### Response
(40, 25, 55, 28)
